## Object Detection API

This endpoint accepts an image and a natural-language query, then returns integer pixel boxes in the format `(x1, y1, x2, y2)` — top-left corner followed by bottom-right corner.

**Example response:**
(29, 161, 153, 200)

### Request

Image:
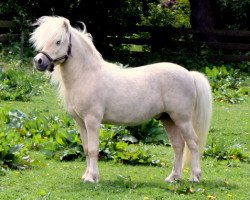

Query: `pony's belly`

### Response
(102, 116, 151, 126)
(102, 108, 161, 126)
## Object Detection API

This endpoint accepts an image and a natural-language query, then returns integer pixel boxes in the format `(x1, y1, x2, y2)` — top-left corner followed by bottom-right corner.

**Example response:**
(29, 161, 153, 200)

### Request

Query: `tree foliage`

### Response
(140, 0, 190, 27)
(1, 1, 249, 69)
(0, 0, 249, 30)
(213, 0, 250, 30)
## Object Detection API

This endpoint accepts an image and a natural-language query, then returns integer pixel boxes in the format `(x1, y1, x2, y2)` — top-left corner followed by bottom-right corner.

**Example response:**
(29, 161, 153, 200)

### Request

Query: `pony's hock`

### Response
(30, 16, 212, 184)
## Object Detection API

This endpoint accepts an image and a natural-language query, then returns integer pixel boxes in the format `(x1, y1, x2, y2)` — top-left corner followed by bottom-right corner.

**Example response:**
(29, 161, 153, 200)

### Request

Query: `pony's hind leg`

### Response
(174, 119, 201, 182)
(161, 119, 185, 182)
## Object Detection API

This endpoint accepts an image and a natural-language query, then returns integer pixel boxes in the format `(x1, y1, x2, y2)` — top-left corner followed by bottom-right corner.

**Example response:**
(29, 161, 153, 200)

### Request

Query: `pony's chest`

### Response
(64, 88, 103, 117)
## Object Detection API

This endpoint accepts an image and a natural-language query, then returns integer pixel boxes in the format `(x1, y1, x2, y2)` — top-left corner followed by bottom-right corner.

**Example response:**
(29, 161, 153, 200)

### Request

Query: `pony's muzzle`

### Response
(33, 53, 52, 71)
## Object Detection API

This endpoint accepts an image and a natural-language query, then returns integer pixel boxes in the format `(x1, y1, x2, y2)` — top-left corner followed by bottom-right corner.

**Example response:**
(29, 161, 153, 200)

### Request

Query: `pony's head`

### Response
(30, 16, 72, 72)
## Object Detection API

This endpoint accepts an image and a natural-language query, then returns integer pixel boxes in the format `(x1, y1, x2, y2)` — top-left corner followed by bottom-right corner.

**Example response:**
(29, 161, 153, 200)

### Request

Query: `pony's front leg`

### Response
(83, 116, 100, 183)
(73, 117, 90, 181)
(78, 126, 89, 180)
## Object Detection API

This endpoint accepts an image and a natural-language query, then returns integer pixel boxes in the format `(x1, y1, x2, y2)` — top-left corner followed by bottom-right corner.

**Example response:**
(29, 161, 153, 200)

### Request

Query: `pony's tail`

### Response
(183, 71, 212, 166)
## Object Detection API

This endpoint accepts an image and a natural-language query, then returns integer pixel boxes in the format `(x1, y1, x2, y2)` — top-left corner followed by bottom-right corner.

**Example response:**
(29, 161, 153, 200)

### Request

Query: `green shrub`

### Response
(205, 66, 249, 103)
(0, 69, 44, 101)
(0, 108, 83, 165)
(204, 138, 250, 163)
(99, 125, 166, 166)
(0, 108, 167, 173)
(126, 119, 169, 145)
(0, 130, 32, 174)
(0, 109, 32, 174)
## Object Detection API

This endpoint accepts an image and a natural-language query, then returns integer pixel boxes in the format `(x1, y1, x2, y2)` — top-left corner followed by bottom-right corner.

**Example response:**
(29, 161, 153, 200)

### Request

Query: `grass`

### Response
(210, 98, 250, 152)
(0, 64, 249, 199)
(0, 152, 249, 199)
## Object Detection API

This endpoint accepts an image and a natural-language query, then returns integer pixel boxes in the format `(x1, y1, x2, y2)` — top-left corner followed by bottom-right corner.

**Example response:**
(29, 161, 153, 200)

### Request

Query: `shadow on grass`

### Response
(75, 177, 238, 196)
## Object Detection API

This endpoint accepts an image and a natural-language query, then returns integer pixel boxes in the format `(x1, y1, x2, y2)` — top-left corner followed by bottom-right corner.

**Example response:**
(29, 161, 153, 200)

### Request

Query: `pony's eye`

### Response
(56, 40, 61, 45)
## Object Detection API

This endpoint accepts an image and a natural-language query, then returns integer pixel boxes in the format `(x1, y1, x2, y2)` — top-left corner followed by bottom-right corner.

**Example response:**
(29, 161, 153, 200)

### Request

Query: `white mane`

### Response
(30, 16, 102, 60)
(30, 16, 69, 51)
(30, 16, 103, 101)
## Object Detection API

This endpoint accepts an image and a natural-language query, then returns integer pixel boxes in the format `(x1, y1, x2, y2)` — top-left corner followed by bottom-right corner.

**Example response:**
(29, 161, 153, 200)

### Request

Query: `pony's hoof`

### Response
(189, 177, 200, 183)
(189, 172, 201, 182)
(83, 178, 96, 183)
(82, 170, 88, 180)
(165, 174, 181, 183)
(83, 174, 99, 183)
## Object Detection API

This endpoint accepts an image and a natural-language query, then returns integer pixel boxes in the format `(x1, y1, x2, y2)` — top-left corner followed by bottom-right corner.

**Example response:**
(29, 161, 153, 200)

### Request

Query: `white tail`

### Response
(183, 71, 212, 166)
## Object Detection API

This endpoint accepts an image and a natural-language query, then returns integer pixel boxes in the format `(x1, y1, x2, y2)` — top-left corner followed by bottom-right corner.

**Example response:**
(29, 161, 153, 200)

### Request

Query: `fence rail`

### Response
(0, 20, 15, 28)
(97, 25, 250, 62)
(0, 20, 24, 63)
(0, 20, 20, 42)
(1, 21, 250, 62)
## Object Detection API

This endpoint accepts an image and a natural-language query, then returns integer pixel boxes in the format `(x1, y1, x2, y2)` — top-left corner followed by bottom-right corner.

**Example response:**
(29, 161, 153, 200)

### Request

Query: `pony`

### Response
(30, 16, 212, 183)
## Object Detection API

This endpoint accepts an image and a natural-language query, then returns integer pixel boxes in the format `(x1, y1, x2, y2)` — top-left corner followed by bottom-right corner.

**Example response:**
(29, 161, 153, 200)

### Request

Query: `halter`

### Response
(39, 33, 72, 72)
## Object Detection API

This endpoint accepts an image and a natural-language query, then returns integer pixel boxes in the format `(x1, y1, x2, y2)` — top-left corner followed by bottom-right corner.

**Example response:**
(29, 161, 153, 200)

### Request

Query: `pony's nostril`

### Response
(38, 58, 42, 64)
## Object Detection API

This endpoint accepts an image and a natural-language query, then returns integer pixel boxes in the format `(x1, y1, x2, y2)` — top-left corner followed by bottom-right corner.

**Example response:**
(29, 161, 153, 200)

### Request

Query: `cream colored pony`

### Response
(30, 16, 212, 183)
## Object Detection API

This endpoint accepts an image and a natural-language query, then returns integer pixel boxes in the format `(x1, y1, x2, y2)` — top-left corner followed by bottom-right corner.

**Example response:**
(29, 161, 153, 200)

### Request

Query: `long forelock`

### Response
(30, 16, 69, 51)
(30, 16, 102, 60)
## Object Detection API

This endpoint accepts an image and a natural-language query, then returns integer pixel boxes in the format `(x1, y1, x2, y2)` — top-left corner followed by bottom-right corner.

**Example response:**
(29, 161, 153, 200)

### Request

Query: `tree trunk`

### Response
(189, 0, 216, 42)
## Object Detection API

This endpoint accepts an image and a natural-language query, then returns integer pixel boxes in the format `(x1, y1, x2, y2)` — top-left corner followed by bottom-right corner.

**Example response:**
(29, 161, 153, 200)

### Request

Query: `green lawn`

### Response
(0, 148, 249, 199)
(210, 98, 250, 151)
(0, 73, 249, 199)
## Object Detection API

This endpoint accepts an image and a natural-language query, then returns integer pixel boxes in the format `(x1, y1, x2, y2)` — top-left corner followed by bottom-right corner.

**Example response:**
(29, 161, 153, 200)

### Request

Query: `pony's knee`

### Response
(88, 147, 99, 157)
(83, 144, 89, 155)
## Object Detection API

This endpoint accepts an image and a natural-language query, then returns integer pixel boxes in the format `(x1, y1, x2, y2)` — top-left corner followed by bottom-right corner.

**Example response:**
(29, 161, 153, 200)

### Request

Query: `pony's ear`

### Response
(32, 16, 49, 27)
(76, 21, 87, 33)
(63, 20, 69, 32)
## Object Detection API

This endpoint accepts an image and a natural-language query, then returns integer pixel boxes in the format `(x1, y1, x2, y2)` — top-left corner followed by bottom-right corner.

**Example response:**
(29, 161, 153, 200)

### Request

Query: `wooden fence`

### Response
(96, 25, 250, 62)
(0, 20, 24, 60)
(0, 20, 20, 41)
(1, 21, 250, 62)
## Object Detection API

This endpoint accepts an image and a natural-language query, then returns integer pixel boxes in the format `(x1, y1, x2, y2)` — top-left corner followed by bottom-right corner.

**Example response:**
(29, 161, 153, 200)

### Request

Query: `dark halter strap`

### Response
(39, 33, 72, 72)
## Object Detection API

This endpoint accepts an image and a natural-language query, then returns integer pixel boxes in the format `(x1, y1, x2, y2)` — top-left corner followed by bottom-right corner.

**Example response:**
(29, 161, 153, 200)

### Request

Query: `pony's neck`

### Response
(58, 30, 103, 90)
